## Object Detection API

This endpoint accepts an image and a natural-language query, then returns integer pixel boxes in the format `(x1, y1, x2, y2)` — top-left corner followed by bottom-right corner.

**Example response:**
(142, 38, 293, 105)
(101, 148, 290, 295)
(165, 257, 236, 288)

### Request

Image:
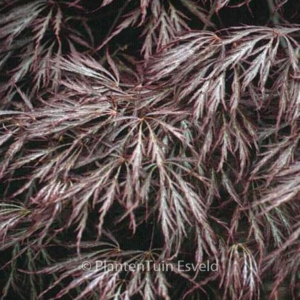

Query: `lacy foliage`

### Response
(0, 0, 300, 299)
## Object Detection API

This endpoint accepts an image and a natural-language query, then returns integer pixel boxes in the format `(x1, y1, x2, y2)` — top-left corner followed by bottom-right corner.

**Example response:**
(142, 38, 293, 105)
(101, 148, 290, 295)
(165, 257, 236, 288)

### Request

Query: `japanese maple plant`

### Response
(0, 0, 300, 299)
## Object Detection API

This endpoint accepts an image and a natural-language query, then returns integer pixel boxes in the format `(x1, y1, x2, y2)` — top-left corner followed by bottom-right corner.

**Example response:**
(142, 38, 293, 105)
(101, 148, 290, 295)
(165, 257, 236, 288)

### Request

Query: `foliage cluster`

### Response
(0, 0, 300, 299)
